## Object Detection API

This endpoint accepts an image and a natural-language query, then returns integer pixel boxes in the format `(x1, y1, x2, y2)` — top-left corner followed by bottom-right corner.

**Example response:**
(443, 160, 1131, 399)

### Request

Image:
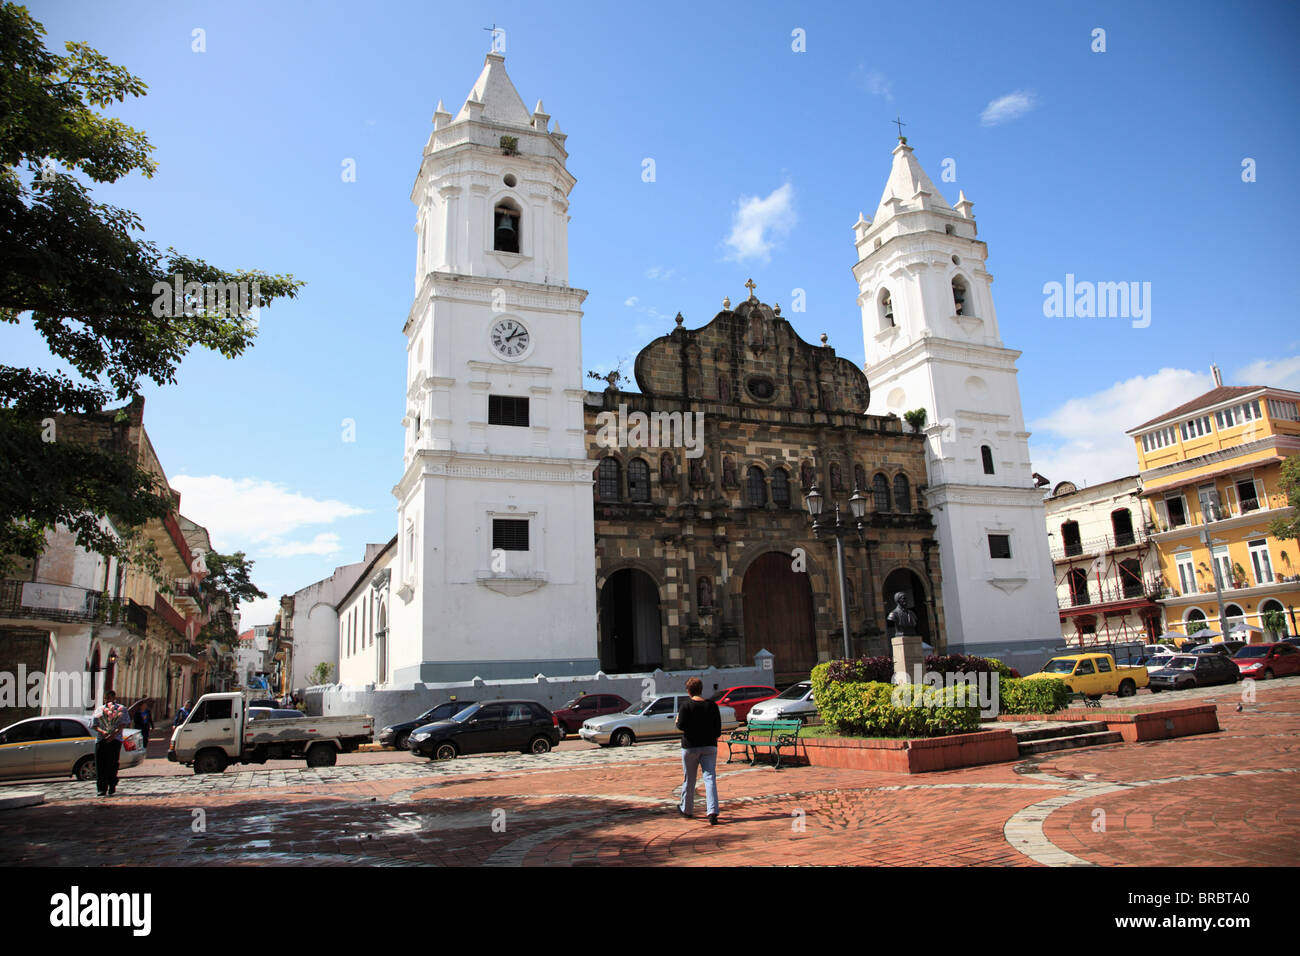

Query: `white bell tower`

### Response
(387, 52, 598, 682)
(854, 138, 1059, 671)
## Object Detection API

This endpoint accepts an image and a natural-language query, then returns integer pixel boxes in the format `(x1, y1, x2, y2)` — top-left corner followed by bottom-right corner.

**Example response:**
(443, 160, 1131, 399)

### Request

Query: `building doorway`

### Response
(742, 551, 817, 682)
(599, 569, 662, 673)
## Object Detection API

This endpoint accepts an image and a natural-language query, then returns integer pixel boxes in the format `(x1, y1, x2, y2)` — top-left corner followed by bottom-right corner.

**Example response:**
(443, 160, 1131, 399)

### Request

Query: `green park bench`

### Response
(725, 718, 802, 770)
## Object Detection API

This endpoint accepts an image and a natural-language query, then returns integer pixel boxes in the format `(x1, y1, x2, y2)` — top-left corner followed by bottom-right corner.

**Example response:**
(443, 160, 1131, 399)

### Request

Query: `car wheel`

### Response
(434, 742, 457, 761)
(194, 749, 228, 775)
(1149, 687, 1161, 694)
(74, 756, 96, 781)
(528, 735, 552, 755)
(1117, 680, 1136, 698)
(612, 729, 635, 747)
(394, 731, 410, 751)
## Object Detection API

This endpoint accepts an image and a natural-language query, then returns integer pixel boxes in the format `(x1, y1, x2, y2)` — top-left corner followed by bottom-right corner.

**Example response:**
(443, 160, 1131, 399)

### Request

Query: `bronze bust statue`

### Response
(886, 591, 918, 638)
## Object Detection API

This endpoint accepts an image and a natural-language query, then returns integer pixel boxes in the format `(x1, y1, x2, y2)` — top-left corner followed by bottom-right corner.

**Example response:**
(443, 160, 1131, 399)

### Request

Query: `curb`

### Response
(0, 791, 45, 811)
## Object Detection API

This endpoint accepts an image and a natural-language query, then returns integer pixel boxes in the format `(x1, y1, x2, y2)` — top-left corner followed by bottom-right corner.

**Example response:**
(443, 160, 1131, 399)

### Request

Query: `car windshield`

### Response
(623, 700, 649, 714)
(1165, 656, 1198, 670)
(777, 683, 809, 700)
(1041, 658, 1077, 674)
(450, 704, 480, 721)
(1234, 646, 1270, 659)
(563, 699, 583, 710)
(708, 690, 727, 702)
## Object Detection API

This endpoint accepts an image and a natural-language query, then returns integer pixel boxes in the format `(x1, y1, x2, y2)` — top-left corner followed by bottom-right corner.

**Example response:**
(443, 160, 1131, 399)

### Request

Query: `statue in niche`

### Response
(747, 307, 768, 353)
(689, 457, 705, 485)
(886, 591, 918, 638)
(697, 576, 713, 610)
(800, 461, 814, 490)
(792, 382, 805, 409)
(830, 462, 844, 491)
(719, 375, 731, 403)
(660, 451, 676, 484)
(722, 457, 737, 488)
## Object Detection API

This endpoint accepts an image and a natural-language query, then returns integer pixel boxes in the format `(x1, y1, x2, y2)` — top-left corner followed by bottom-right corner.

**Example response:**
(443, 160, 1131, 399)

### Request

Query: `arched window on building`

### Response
(597, 457, 621, 502)
(627, 458, 650, 502)
(771, 468, 791, 508)
(879, 289, 895, 330)
(1068, 569, 1090, 606)
(893, 474, 912, 513)
(981, 445, 995, 475)
(746, 466, 766, 507)
(854, 463, 867, 493)
(952, 275, 971, 316)
(872, 473, 891, 512)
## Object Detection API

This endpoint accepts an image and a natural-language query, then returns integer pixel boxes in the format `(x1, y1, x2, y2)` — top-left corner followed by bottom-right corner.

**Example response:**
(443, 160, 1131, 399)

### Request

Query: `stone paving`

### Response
(1, 684, 1297, 867)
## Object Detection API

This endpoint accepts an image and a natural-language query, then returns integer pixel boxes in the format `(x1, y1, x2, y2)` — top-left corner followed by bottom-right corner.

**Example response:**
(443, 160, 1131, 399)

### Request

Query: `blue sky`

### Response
(8, 0, 1299, 626)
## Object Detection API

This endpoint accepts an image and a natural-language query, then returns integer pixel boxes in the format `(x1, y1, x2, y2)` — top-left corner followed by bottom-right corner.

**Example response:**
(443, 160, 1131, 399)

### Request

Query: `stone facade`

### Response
(586, 292, 944, 684)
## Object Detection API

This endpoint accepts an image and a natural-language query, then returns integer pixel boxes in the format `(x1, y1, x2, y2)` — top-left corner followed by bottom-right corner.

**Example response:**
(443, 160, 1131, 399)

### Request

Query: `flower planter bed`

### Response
(995, 703, 1219, 742)
(716, 727, 1020, 774)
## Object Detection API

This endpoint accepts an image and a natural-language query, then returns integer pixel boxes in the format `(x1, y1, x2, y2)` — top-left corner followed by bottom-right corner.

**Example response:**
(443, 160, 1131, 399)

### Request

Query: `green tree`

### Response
(0, 4, 303, 574)
(197, 551, 267, 647)
(1269, 454, 1300, 542)
(309, 662, 335, 686)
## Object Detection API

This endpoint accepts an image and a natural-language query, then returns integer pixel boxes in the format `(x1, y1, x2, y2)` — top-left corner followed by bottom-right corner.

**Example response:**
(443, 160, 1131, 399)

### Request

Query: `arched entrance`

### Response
(742, 551, 816, 682)
(882, 568, 931, 645)
(599, 569, 662, 673)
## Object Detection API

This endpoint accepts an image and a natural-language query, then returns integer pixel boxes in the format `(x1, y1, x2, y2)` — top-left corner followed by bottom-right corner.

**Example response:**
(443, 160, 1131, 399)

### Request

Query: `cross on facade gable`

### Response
(745, 278, 757, 300)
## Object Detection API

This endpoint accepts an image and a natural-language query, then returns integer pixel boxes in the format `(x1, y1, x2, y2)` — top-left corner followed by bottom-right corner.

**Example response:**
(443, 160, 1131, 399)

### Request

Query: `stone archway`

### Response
(599, 568, 662, 673)
(882, 568, 931, 645)
(742, 551, 816, 682)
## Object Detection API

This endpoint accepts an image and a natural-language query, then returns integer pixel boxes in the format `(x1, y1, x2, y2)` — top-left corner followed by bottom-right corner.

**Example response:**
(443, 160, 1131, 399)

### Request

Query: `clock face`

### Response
(490, 317, 531, 359)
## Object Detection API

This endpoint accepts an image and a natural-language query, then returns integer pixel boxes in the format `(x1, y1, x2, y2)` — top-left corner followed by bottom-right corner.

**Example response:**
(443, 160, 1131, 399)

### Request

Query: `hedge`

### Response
(811, 663, 982, 738)
(998, 677, 1072, 715)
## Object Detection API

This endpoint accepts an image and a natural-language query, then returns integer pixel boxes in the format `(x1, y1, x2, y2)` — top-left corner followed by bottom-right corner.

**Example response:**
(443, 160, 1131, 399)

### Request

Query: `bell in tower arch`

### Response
(494, 205, 519, 253)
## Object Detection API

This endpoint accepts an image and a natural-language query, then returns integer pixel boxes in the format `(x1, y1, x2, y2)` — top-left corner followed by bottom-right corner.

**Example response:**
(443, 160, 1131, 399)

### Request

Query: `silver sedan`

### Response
(579, 694, 738, 747)
(0, 715, 146, 781)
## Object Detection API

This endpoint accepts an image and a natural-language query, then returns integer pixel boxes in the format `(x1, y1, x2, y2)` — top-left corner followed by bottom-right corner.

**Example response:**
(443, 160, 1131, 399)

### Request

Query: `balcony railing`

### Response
(1050, 526, 1153, 561)
(0, 579, 104, 624)
(1058, 572, 1167, 610)
(1155, 491, 1291, 533)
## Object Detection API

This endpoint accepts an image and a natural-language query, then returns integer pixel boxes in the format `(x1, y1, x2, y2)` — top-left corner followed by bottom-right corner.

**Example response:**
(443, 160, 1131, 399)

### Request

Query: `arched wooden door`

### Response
(742, 551, 816, 682)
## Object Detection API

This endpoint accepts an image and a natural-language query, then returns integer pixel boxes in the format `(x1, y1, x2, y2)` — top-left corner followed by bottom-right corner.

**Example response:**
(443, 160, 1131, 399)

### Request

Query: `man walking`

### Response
(675, 677, 722, 824)
(133, 699, 154, 749)
(91, 690, 131, 797)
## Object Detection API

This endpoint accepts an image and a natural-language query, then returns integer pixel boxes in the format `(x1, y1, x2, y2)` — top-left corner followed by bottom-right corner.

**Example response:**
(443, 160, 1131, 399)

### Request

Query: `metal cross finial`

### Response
(484, 22, 503, 51)
(745, 278, 757, 299)
(893, 115, 906, 139)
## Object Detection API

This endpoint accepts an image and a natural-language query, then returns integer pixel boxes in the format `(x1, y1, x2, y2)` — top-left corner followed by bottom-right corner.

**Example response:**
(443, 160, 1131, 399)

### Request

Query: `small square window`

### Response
(988, 534, 1011, 559)
(492, 519, 529, 552)
(488, 395, 529, 427)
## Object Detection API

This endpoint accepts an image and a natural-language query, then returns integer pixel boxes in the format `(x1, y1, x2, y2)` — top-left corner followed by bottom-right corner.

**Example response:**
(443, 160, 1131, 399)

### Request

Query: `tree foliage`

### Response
(0, 3, 303, 573)
(197, 551, 266, 648)
(1269, 455, 1300, 542)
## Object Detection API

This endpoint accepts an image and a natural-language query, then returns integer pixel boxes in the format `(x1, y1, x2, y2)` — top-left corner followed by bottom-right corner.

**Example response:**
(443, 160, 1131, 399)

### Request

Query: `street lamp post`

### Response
(1199, 524, 1229, 638)
(804, 484, 869, 659)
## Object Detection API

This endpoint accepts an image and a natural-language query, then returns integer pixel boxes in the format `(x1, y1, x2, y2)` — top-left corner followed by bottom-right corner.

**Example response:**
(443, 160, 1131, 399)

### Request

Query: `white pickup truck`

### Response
(168, 692, 374, 774)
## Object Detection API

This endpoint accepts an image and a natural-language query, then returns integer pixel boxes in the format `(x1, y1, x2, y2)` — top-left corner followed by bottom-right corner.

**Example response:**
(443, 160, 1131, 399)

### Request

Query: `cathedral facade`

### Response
(585, 293, 943, 685)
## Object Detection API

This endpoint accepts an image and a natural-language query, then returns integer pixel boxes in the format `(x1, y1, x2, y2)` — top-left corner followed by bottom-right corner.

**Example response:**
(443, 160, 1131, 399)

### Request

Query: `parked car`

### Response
(1233, 642, 1300, 680)
(1148, 654, 1241, 692)
(1023, 653, 1148, 698)
(409, 700, 560, 760)
(709, 685, 778, 723)
(0, 715, 146, 782)
(551, 693, 630, 737)
(1189, 640, 1246, 658)
(378, 700, 477, 751)
(746, 681, 819, 723)
(579, 694, 739, 746)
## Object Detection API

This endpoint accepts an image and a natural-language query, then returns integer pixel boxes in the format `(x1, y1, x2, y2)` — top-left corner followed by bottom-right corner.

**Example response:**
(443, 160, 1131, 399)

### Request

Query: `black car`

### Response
(1148, 653, 1241, 692)
(1189, 640, 1246, 658)
(408, 700, 560, 760)
(379, 700, 477, 751)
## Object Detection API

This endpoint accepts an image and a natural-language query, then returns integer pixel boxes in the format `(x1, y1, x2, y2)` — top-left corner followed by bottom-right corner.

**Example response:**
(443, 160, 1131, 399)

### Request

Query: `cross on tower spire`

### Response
(892, 115, 907, 141)
(744, 278, 757, 300)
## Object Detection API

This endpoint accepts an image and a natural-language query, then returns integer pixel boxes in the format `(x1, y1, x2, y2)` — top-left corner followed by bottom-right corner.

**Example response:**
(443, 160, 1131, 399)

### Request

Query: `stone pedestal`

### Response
(891, 634, 925, 685)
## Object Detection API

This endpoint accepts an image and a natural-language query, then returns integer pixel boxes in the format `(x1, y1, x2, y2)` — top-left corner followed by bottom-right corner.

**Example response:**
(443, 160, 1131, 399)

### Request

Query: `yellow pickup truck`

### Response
(1024, 653, 1148, 699)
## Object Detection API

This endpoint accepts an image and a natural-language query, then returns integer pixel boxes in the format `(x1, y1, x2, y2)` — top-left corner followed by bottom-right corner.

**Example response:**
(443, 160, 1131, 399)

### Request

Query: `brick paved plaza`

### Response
(2, 683, 1297, 867)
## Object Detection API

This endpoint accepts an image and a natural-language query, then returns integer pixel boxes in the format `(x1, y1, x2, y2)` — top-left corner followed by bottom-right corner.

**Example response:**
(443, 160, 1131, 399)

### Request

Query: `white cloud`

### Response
(856, 66, 893, 100)
(724, 183, 796, 264)
(264, 533, 343, 559)
(170, 475, 369, 551)
(980, 90, 1038, 127)
(645, 266, 675, 281)
(624, 296, 639, 307)
(1236, 354, 1300, 392)
(1027, 367, 1214, 487)
(235, 596, 280, 630)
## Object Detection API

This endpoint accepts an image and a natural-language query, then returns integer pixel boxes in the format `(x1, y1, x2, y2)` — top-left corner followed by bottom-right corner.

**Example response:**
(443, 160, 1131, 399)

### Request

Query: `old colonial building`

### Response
(585, 290, 944, 685)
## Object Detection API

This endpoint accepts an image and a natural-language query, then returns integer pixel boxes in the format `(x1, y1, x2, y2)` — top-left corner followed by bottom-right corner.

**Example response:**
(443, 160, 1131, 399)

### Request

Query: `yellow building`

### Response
(1127, 374, 1300, 643)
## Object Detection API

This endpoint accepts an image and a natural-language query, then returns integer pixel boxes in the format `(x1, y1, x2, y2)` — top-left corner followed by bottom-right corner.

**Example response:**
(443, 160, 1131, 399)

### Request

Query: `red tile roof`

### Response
(237, 629, 255, 643)
(1131, 386, 1260, 432)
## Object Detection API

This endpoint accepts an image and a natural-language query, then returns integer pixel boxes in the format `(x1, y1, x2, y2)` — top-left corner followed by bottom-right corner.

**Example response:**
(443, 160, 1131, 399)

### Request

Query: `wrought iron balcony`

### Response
(0, 579, 101, 624)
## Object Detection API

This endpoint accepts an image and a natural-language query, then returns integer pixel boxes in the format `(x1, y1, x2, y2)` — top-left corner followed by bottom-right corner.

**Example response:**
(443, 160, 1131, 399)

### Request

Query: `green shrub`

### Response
(998, 677, 1071, 715)
(811, 663, 982, 738)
